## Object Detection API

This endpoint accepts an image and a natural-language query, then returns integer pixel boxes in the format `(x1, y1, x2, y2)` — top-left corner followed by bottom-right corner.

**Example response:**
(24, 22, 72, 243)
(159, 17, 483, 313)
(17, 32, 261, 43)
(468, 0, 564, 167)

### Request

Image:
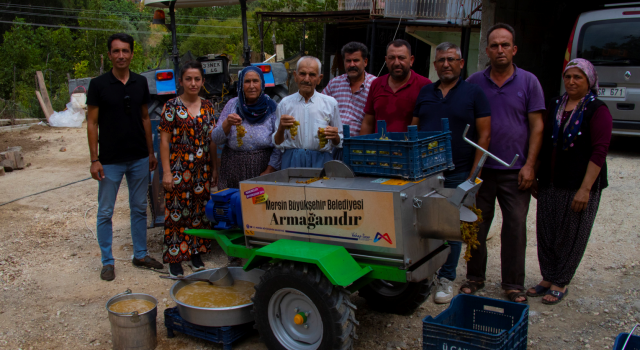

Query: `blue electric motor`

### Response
(205, 188, 244, 230)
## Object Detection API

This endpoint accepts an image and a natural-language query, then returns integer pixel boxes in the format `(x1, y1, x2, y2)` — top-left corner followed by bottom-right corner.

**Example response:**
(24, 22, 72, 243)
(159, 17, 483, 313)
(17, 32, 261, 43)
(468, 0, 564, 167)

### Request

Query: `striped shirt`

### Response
(322, 72, 376, 137)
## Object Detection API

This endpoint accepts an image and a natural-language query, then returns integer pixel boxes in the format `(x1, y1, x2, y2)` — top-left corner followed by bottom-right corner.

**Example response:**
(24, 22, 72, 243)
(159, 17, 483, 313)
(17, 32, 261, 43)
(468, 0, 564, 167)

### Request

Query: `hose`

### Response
(0, 177, 92, 207)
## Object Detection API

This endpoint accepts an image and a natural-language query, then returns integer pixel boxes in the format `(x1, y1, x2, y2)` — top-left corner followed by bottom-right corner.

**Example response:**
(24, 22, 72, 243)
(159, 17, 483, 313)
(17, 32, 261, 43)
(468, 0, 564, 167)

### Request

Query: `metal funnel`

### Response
(209, 267, 234, 286)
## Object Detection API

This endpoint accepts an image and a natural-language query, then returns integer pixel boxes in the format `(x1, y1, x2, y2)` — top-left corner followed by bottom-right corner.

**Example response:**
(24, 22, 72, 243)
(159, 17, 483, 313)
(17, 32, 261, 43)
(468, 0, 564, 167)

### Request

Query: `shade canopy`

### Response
(144, 0, 254, 8)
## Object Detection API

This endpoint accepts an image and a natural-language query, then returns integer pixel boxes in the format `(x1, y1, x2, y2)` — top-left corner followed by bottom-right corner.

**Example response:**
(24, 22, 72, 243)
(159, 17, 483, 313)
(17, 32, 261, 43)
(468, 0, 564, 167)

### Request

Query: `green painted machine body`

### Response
(186, 228, 407, 290)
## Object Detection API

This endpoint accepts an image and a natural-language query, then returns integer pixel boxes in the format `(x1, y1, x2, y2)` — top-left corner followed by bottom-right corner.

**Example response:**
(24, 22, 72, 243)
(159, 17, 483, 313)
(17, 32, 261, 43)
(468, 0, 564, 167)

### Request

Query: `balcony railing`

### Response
(338, 0, 482, 24)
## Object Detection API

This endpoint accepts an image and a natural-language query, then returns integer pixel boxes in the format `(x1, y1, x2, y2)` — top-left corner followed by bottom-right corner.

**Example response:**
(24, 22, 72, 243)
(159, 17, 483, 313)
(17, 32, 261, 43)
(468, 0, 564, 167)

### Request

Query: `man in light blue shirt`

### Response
(273, 56, 343, 168)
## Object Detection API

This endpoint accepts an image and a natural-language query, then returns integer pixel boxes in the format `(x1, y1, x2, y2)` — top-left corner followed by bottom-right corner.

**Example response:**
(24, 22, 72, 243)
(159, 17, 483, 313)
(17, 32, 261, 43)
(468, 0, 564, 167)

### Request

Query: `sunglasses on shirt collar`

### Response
(124, 95, 131, 115)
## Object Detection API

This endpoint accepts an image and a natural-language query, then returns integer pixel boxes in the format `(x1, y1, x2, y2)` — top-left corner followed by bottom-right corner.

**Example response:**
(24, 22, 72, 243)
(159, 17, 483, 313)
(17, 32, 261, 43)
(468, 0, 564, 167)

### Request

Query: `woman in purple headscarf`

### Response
(528, 58, 612, 305)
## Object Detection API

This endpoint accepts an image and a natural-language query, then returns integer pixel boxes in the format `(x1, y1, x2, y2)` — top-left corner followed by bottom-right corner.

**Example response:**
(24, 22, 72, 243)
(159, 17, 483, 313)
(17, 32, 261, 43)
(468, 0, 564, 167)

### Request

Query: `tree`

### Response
(252, 0, 338, 58)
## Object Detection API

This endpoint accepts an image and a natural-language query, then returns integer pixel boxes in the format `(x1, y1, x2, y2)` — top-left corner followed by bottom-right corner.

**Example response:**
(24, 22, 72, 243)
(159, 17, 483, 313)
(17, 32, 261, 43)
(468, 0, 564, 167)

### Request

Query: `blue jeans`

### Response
(281, 149, 333, 169)
(97, 157, 149, 266)
(437, 171, 469, 282)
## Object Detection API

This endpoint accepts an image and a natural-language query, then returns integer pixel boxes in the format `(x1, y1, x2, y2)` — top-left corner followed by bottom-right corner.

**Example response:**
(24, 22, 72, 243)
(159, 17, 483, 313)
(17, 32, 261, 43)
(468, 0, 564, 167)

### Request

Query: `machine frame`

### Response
(185, 126, 518, 350)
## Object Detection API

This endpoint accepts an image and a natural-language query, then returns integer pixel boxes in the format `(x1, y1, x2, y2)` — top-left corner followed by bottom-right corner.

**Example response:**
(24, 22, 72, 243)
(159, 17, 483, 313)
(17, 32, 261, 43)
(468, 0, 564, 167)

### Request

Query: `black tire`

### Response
(267, 85, 289, 103)
(358, 278, 433, 315)
(252, 261, 358, 350)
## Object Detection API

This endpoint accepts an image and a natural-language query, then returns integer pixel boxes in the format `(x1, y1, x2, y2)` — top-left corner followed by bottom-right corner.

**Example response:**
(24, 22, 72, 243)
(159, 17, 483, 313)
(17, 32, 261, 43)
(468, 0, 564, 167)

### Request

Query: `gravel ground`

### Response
(0, 124, 638, 350)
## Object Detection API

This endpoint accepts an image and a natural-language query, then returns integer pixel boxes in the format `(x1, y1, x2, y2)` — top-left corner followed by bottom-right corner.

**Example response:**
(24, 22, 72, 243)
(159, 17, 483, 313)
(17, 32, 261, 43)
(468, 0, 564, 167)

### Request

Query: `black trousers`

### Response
(466, 168, 531, 291)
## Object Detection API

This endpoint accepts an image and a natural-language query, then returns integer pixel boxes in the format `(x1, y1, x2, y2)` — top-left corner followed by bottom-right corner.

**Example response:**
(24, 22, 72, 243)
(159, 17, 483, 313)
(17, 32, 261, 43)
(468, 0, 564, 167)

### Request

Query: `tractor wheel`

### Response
(358, 278, 433, 315)
(267, 86, 289, 103)
(252, 261, 358, 350)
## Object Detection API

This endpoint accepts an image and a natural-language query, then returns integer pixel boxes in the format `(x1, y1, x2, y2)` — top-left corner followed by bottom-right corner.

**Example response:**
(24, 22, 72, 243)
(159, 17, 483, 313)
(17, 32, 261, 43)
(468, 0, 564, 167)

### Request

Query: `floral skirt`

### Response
(536, 182, 602, 287)
(218, 147, 272, 189)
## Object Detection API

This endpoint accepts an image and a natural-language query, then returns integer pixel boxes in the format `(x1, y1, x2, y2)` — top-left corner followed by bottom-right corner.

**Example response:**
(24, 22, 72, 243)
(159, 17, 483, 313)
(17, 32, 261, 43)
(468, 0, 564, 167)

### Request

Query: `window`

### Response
(577, 18, 640, 66)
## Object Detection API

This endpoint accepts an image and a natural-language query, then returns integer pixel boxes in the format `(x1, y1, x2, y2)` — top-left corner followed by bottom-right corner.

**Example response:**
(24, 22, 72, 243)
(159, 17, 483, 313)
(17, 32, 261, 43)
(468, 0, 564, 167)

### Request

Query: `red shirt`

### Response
(364, 70, 432, 132)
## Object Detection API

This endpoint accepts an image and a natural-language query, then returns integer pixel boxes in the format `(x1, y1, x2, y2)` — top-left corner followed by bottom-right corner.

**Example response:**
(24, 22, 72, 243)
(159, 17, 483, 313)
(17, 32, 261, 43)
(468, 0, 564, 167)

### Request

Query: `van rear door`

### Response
(575, 10, 640, 134)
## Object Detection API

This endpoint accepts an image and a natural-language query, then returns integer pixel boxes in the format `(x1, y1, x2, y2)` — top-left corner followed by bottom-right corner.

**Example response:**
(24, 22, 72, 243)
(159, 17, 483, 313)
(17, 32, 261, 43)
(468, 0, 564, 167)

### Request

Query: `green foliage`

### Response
(0, 0, 339, 118)
(74, 61, 90, 78)
(180, 18, 245, 63)
(254, 0, 338, 58)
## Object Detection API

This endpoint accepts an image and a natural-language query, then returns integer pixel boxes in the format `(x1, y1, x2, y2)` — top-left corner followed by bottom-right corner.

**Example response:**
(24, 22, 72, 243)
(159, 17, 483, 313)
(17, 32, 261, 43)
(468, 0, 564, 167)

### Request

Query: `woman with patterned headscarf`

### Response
(211, 66, 282, 190)
(527, 58, 612, 305)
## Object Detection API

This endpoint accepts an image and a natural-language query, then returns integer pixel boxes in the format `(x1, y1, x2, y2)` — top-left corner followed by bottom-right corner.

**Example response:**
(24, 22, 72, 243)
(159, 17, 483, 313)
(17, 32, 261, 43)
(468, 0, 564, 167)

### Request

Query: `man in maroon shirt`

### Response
(360, 39, 432, 134)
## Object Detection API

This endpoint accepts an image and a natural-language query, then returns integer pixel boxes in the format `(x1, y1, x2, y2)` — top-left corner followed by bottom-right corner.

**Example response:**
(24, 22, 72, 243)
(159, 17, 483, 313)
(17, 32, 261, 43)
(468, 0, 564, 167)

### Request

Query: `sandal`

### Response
(526, 284, 550, 297)
(542, 288, 569, 305)
(459, 281, 485, 295)
(506, 291, 528, 304)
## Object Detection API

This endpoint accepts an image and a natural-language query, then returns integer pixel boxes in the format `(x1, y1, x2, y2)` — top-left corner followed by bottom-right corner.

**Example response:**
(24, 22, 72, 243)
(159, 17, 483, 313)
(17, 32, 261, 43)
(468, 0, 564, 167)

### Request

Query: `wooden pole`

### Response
(35, 71, 54, 117)
(35, 91, 52, 121)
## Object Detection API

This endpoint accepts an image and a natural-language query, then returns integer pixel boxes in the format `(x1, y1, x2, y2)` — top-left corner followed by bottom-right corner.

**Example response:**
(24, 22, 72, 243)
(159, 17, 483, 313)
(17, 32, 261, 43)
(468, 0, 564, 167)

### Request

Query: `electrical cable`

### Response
(0, 20, 233, 38)
(0, 9, 243, 28)
(0, 177, 92, 207)
(0, 2, 243, 21)
(377, 15, 404, 77)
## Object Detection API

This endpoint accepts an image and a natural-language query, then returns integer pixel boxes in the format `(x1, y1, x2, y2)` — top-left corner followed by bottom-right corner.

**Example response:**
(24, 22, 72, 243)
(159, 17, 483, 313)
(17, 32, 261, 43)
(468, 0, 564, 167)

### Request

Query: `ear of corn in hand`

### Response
(286, 120, 300, 140)
(236, 125, 246, 146)
(318, 127, 328, 148)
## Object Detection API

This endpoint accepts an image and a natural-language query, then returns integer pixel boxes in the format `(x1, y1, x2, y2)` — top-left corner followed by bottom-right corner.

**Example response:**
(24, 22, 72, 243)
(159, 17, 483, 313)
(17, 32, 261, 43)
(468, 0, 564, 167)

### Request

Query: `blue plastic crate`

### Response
(164, 307, 254, 350)
(423, 294, 529, 350)
(343, 119, 454, 180)
(614, 332, 640, 350)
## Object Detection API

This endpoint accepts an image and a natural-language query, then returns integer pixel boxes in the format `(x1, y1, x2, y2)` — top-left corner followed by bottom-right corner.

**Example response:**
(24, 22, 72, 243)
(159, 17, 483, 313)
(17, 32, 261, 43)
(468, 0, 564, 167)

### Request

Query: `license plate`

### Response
(597, 87, 626, 98)
(202, 60, 223, 74)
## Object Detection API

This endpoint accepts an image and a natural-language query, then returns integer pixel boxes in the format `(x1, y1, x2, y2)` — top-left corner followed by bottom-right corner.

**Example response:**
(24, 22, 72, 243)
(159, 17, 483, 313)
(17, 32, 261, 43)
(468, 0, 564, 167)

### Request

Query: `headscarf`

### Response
(236, 66, 277, 125)
(552, 58, 599, 150)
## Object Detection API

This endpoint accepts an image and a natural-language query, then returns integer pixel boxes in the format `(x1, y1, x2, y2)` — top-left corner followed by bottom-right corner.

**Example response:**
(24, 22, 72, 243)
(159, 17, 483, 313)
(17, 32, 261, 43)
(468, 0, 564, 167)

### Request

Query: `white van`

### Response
(565, 4, 640, 135)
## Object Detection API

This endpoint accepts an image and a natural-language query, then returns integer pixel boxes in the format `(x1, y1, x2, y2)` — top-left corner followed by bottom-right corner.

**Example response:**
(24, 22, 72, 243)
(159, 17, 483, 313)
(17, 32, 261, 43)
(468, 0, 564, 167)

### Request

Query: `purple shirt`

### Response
(467, 65, 545, 169)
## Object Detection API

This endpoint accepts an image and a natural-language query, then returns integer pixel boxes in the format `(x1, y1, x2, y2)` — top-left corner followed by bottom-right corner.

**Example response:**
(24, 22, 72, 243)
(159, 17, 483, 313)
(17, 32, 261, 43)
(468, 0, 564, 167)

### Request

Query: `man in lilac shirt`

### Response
(461, 23, 545, 304)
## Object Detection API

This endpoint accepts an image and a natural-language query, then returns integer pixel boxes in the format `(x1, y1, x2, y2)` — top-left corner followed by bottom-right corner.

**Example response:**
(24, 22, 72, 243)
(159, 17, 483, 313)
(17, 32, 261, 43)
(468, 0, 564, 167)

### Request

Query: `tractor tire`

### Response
(267, 86, 289, 103)
(358, 278, 433, 315)
(252, 261, 358, 350)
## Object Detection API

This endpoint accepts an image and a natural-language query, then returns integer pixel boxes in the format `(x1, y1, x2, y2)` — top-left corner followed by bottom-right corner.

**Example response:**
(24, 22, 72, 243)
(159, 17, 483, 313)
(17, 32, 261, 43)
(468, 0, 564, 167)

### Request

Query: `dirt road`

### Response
(0, 124, 638, 350)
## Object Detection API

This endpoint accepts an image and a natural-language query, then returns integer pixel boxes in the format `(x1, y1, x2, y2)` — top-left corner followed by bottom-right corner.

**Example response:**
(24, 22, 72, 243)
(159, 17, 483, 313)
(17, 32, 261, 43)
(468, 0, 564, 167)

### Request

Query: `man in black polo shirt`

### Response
(411, 42, 491, 303)
(87, 33, 162, 281)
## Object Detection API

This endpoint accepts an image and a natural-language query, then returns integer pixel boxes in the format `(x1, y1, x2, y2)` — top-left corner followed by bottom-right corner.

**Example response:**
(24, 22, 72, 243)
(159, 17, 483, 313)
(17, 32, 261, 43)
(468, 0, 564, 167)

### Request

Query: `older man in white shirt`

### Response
(273, 56, 343, 168)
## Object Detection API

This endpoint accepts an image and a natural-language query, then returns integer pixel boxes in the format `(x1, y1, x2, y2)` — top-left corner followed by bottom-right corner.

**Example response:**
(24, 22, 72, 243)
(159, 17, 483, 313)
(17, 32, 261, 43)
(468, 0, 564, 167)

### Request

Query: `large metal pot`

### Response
(106, 290, 157, 350)
(169, 267, 264, 327)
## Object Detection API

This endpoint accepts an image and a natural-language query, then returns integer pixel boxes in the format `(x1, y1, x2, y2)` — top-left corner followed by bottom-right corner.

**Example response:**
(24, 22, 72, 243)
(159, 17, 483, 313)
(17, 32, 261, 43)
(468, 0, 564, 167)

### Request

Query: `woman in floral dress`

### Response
(159, 61, 216, 277)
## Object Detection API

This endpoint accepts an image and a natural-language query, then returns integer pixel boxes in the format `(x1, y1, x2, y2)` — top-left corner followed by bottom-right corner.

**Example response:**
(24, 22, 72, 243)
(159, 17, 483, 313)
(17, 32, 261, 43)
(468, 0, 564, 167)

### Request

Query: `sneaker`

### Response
(169, 263, 184, 277)
(434, 277, 454, 304)
(132, 255, 164, 270)
(189, 254, 205, 272)
(101, 264, 115, 281)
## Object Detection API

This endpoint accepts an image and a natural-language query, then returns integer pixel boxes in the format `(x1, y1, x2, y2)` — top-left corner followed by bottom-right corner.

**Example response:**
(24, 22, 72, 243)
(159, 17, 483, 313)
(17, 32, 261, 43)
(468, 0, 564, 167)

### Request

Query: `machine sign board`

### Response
(239, 184, 396, 248)
(202, 60, 223, 74)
